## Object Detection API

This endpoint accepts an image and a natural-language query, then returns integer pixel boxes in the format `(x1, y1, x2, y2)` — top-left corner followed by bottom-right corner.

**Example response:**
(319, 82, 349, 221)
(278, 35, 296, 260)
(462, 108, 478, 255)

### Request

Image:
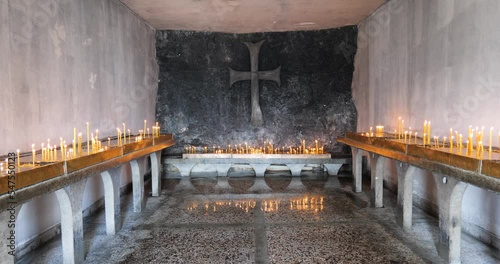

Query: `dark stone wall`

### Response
(156, 27, 357, 155)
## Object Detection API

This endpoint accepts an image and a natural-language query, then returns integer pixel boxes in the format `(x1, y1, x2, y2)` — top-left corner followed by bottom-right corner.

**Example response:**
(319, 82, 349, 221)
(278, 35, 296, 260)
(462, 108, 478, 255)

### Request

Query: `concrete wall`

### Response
(0, 0, 158, 251)
(352, 0, 500, 247)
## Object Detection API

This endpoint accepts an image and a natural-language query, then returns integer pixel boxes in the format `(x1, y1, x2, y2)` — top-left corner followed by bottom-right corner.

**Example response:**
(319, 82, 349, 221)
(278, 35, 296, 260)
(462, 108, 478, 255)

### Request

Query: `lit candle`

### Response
(16, 149, 20, 172)
(78, 133, 83, 156)
(144, 120, 147, 138)
(414, 132, 418, 144)
(245, 142, 248, 154)
(87, 122, 90, 155)
(401, 120, 404, 138)
(398, 117, 401, 139)
(63, 144, 67, 161)
(117, 128, 121, 146)
(32, 144, 36, 167)
(315, 140, 318, 154)
(449, 128, 453, 147)
(423, 121, 427, 145)
(459, 134, 463, 150)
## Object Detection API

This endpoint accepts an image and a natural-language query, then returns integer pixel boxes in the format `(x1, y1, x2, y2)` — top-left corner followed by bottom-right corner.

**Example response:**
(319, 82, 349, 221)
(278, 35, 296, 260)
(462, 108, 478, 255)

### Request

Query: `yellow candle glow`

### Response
(450, 136, 454, 152)
(64, 144, 67, 161)
(398, 117, 401, 139)
(427, 121, 431, 145)
(77, 133, 82, 157)
(423, 121, 427, 145)
(87, 122, 90, 154)
(401, 120, 404, 137)
(32, 144, 36, 167)
(16, 149, 20, 171)
(315, 140, 318, 154)
(449, 128, 453, 147)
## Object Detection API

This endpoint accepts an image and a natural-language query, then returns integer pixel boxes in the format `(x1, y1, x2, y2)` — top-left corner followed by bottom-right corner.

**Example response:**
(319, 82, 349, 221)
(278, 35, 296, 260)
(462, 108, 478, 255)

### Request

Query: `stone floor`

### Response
(17, 172, 499, 264)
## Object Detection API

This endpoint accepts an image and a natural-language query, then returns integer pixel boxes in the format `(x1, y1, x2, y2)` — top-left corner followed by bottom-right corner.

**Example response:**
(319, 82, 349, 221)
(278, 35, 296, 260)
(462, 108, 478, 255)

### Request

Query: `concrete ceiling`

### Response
(120, 0, 385, 33)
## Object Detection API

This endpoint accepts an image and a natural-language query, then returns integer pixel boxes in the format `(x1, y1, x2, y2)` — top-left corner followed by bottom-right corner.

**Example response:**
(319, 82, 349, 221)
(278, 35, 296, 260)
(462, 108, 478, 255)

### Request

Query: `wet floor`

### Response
(17, 173, 499, 263)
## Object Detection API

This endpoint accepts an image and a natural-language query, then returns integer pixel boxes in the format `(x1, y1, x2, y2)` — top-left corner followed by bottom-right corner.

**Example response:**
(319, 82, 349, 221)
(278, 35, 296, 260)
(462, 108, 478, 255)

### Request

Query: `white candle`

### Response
(32, 144, 36, 167)
(87, 122, 90, 154)
(17, 149, 20, 172)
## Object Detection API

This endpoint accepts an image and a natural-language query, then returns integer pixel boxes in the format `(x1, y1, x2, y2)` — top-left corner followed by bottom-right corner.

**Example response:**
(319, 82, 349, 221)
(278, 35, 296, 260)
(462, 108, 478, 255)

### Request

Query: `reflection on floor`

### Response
(18, 172, 499, 264)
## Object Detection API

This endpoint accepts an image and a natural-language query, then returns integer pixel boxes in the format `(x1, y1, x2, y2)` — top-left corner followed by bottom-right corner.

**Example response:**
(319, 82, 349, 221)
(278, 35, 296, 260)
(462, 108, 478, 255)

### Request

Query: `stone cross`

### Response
(229, 40, 281, 126)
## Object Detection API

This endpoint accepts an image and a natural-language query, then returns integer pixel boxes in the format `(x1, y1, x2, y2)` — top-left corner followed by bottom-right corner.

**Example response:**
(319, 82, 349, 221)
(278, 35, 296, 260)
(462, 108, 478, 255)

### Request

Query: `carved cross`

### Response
(229, 40, 281, 126)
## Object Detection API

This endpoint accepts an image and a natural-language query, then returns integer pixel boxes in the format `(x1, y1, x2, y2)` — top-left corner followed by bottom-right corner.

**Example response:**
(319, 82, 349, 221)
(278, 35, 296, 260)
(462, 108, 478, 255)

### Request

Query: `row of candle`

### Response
(184, 140, 325, 155)
(116, 122, 160, 147)
(369, 118, 500, 158)
(5, 120, 161, 173)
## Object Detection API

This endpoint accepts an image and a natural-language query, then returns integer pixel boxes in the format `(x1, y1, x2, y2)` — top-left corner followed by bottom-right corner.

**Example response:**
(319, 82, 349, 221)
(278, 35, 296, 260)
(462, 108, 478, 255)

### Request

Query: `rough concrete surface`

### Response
(156, 28, 358, 155)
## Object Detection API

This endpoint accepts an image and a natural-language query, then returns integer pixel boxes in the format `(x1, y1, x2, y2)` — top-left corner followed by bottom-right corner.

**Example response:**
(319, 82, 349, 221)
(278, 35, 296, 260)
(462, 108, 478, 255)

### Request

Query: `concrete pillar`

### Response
(286, 164, 305, 177)
(100, 170, 121, 235)
(434, 174, 468, 264)
(352, 147, 363, 193)
(368, 153, 385, 208)
(130, 159, 145, 213)
(249, 164, 270, 177)
(396, 164, 416, 230)
(55, 179, 87, 264)
(324, 164, 342, 176)
(150, 151, 162, 197)
(0, 205, 21, 264)
(249, 177, 272, 192)
(172, 163, 195, 177)
(215, 164, 232, 177)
